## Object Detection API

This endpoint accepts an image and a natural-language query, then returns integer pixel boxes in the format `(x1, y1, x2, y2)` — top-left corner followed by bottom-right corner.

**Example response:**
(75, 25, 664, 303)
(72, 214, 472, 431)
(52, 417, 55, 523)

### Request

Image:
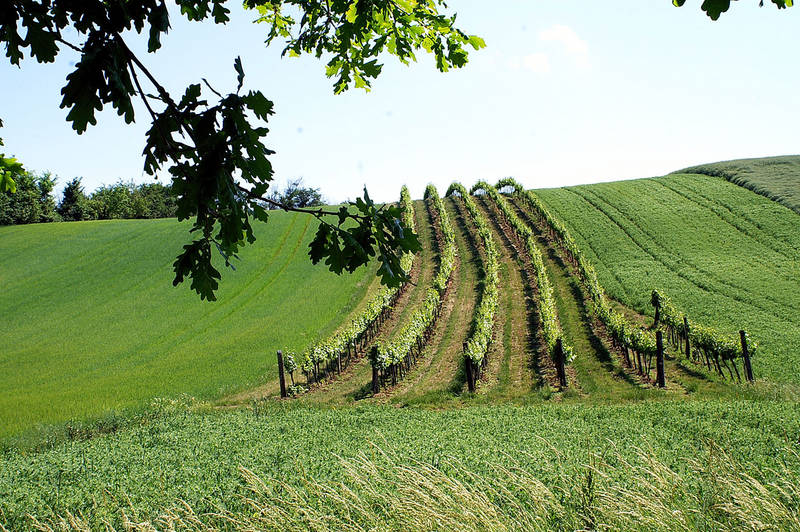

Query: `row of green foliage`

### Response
(500, 178, 658, 358)
(0, 175, 177, 225)
(652, 289, 755, 361)
(300, 186, 416, 373)
(370, 185, 457, 370)
(425, 184, 457, 293)
(534, 175, 800, 384)
(446, 182, 499, 365)
(474, 181, 573, 364)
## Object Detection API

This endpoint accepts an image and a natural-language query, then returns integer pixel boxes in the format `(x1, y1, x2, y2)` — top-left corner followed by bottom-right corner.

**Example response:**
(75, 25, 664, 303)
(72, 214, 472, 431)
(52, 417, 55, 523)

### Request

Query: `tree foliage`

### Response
(0, 0, 481, 300)
(672, 0, 792, 20)
(266, 178, 324, 210)
(0, 119, 25, 195)
(0, 171, 57, 225)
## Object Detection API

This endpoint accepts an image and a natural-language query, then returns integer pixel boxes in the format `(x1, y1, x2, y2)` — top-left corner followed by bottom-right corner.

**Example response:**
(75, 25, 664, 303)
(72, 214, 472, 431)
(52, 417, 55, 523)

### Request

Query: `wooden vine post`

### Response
(740, 330, 754, 383)
(465, 355, 475, 392)
(371, 346, 380, 394)
(555, 338, 567, 388)
(277, 350, 287, 398)
(656, 331, 665, 388)
(683, 316, 690, 358)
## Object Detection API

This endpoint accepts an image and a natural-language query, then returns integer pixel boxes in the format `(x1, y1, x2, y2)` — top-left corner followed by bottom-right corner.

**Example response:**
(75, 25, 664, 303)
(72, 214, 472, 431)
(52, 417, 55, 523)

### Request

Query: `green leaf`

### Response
(467, 35, 486, 50)
(147, 2, 171, 53)
(701, 0, 731, 19)
(242, 91, 273, 120)
(345, 1, 359, 24)
(234, 56, 245, 92)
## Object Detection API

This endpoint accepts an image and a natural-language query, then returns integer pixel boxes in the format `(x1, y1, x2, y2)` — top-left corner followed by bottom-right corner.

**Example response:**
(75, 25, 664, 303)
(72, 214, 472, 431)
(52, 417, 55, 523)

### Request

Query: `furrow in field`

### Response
(584, 181, 799, 312)
(569, 186, 797, 324)
(478, 195, 554, 391)
(661, 175, 800, 259)
(447, 193, 501, 393)
(507, 198, 650, 398)
(473, 197, 539, 397)
(99, 215, 312, 371)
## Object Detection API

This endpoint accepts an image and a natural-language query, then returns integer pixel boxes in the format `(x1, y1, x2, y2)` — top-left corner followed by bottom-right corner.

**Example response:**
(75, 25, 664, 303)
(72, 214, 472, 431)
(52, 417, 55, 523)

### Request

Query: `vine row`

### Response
(294, 186, 416, 386)
(498, 178, 662, 383)
(652, 289, 755, 381)
(368, 184, 457, 391)
(446, 182, 499, 391)
(471, 181, 573, 387)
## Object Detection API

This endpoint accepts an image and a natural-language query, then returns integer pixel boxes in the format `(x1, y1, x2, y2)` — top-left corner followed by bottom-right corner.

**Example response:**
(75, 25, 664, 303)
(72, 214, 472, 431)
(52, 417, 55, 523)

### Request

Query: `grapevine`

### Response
(446, 182, 499, 389)
(369, 184, 457, 390)
(498, 178, 661, 381)
(297, 186, 416, 384)
(472, 181, 573, 385)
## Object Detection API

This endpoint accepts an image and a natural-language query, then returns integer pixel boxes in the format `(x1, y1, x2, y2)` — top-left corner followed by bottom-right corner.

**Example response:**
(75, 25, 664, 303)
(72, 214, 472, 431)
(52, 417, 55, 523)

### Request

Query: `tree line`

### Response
(0, 176, 324, 226)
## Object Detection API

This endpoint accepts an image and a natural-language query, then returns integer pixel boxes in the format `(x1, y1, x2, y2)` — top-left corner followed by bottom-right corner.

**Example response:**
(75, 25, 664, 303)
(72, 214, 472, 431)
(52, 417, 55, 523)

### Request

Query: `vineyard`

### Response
(2, 164, 799, 528)
(266, 175, 790, 404)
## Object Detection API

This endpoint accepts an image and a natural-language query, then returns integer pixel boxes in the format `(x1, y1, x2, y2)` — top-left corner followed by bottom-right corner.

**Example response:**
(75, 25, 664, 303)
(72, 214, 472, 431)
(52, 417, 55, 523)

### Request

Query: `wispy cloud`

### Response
(539, 24, 589, 67)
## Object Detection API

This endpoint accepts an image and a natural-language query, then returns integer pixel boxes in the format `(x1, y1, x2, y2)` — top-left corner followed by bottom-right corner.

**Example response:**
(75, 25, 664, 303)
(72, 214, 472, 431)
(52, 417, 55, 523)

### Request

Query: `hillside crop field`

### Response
(0, 211, 374, 441)
(2, 160, 800, 530)
(681, 155, 800, 214)
(2, 401, 800, 530)
(535, 174, 800, 385)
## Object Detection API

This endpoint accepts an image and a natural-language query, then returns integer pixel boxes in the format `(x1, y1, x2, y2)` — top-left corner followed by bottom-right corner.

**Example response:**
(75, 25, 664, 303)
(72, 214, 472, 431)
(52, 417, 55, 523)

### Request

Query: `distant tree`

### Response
(36, 172, 58, 222)
(133, 183, 177, 219)
(266, 179, 325, 210)
(0, 172, 47, 225)
(0, 120, 24, 197)
(58, 178, 91, 221)
(89, 182, 135, 220)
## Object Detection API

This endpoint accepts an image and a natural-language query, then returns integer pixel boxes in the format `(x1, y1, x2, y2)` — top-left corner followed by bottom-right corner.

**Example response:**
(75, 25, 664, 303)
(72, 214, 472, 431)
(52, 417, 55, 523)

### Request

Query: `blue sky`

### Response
(1, 1, 798, 203)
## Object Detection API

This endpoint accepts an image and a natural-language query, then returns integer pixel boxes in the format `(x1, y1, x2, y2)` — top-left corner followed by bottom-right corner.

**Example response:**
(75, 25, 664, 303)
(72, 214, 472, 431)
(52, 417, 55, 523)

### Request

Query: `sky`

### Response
(1, 1, 798, 204)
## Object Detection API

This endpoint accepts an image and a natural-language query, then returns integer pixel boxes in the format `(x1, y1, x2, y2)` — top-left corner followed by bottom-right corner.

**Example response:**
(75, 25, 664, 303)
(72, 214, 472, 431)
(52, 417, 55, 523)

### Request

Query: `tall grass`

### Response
(29, 440, 800, 531)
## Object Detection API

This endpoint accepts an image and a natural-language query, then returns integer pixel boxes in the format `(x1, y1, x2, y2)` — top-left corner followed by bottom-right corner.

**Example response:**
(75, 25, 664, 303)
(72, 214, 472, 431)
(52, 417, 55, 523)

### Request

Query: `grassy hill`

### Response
(0, 212, 374, 440)
(679, 155, 800, 214)
(536, 173, 800, 385)
(2, 163, 800, 529)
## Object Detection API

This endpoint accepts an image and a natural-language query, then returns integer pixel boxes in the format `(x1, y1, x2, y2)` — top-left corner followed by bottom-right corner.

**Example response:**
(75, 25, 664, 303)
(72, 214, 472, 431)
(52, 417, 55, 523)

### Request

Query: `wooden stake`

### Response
(465, 355, 475, 393)
(277, 350, 287, 398)
(656, 331, 665, 388)
(555, 338, 567, 388)
(740, 330, 754, 383)
(684, 316, 690, 359)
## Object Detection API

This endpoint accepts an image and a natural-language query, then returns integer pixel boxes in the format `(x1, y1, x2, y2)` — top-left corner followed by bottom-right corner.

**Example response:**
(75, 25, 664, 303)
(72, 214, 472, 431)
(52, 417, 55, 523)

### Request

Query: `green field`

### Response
(2, 400, 799, 530)
(3, 160, 800, 529)
(0, 212, 374, 440)
(536, 174, 800, 385)
(680, 155, 800, 214)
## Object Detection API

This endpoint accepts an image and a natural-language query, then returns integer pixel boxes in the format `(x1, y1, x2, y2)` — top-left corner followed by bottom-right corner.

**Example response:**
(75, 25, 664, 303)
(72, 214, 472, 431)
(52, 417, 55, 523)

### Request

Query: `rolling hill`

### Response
(2, 156, 799, 529)
(0, 211, 374, 439)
